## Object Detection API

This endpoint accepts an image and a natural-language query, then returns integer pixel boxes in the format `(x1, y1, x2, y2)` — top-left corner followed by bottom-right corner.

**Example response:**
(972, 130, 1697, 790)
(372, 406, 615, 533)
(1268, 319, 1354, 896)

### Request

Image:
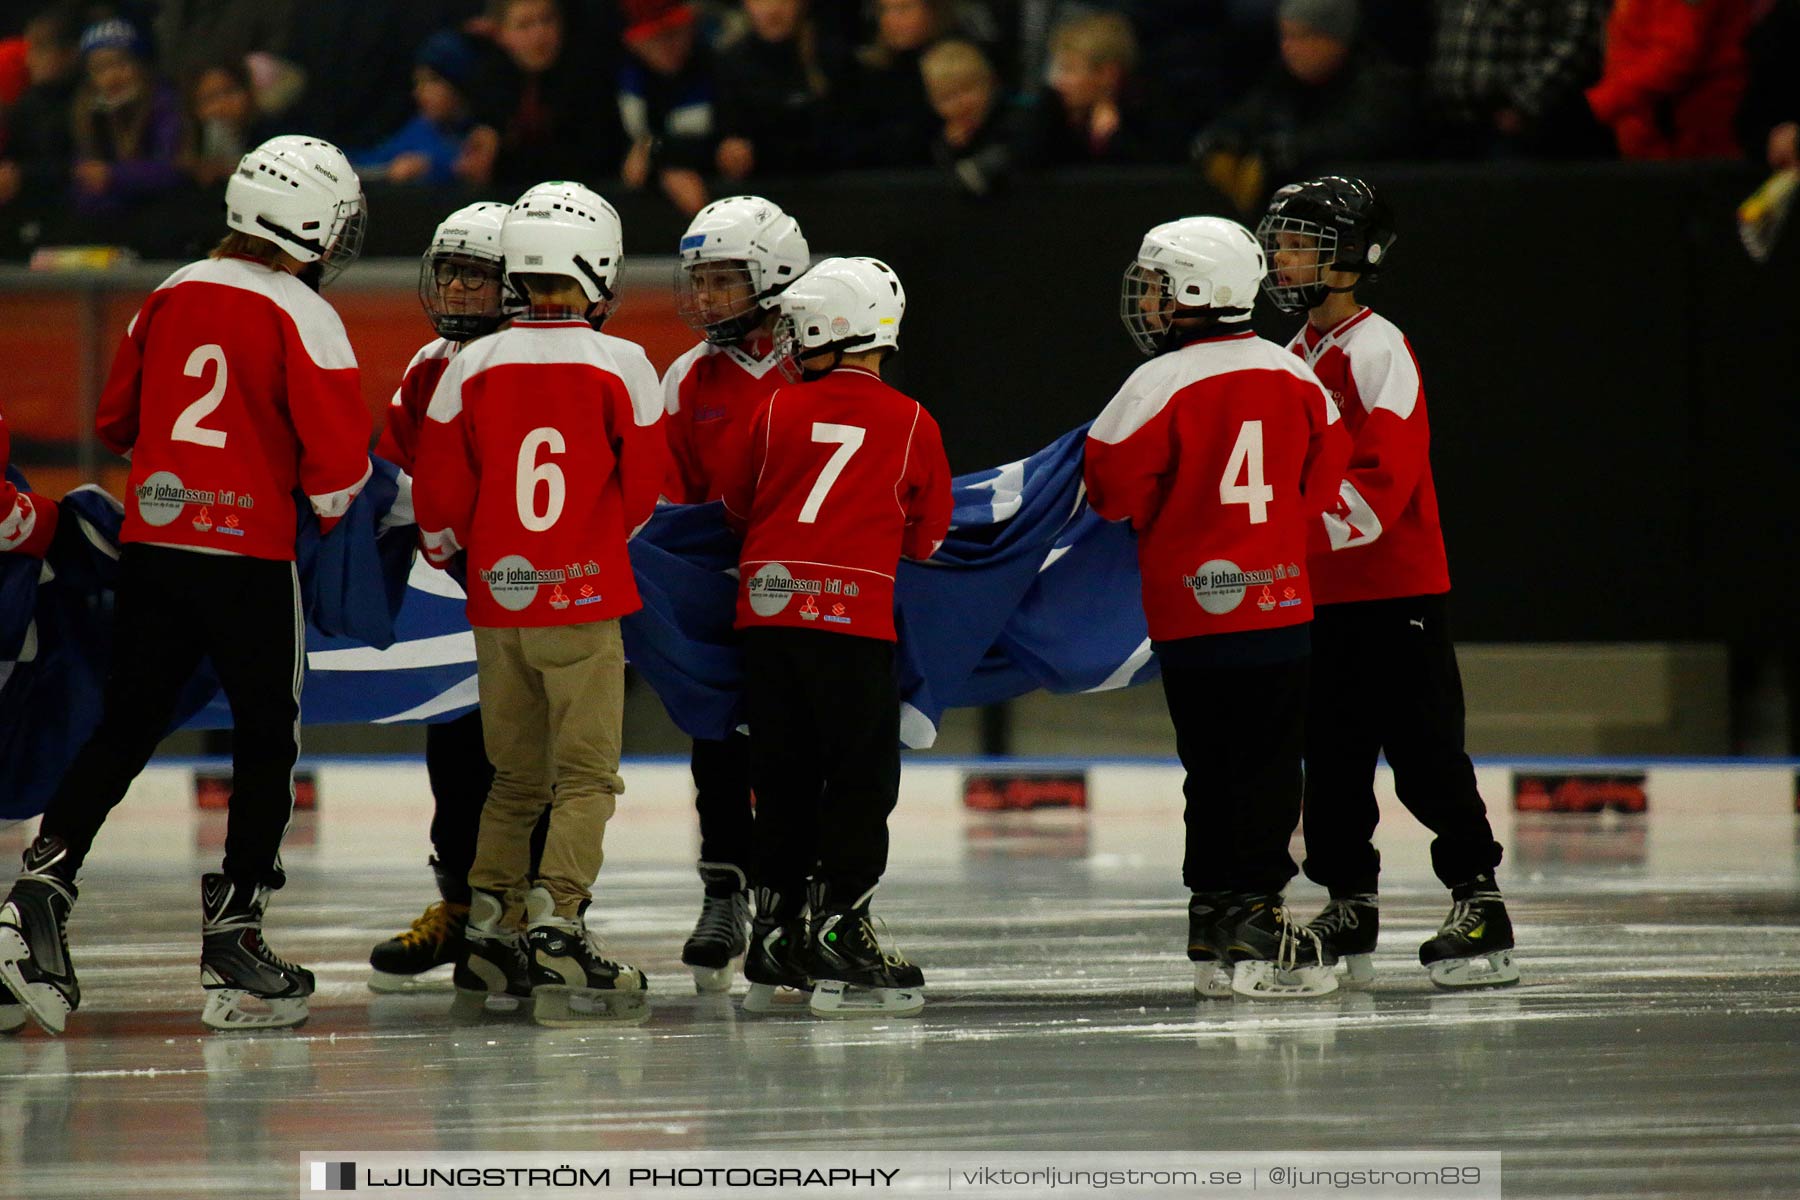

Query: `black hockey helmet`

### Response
(1255, 176, 1396, 314)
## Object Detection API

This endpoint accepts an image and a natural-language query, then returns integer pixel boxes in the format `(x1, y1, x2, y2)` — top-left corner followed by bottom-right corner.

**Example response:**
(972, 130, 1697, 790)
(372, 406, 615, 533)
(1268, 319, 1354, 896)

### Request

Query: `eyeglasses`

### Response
(432, 259, 498, 289)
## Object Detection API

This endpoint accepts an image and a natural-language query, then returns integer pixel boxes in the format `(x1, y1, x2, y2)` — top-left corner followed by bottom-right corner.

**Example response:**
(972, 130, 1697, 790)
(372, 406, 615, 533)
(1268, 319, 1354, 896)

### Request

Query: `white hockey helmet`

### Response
(225, 135, 366, 286)
(502, 181, 624, 325)
(674, 195, 810, 344)
(772, 257, 906, 381)
(419, 201, 515, 342)
(1120, 215, 1265, 356)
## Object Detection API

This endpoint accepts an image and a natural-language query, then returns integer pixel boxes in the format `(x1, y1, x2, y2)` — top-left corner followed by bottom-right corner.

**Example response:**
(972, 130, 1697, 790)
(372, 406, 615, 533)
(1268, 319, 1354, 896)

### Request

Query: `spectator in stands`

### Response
(848, 0, 954, 167)
(1585, 0, 1754, 160)
(180, 61, 275, 187)
(350, 31, 478, 186)
(714, 0, 847, 180)
(69, 18, 183, 216)
(0, 8, 80, 209)
(155, 0, 304, 120)
(1014, 10, 1157, 166)
(1428, 0, 1609, 158)
(922, 38, 1016, 195)
(1739, 0, 1799, 171)
(1194, 0, 1417, 214)
(462, 0, 625, 188)
(618, 0, 717, 216)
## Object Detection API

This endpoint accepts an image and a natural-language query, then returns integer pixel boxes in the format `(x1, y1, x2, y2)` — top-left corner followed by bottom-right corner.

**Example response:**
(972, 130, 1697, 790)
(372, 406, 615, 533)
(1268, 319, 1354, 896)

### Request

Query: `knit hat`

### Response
(1278, 0, 1358, 43)
(79, 17, 145, 60)
(621, 0, 695, 44)
(415, 30, 478, 88)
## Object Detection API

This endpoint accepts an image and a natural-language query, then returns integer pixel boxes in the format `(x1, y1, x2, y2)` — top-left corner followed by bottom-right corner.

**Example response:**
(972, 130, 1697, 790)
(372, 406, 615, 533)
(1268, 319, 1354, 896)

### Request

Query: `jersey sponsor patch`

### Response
(746, 561, 821, 618)
(134, 470, 216, 527)
(480, 554, 569, 613)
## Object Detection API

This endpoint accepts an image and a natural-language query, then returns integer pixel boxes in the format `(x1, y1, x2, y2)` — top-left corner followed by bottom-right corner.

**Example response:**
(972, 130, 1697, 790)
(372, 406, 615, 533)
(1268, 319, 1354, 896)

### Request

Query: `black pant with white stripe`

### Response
(40, 544, 305, 891)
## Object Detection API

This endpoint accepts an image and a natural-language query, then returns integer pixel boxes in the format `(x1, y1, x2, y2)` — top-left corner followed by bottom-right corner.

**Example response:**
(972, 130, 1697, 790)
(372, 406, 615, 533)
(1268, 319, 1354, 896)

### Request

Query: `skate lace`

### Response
(243, 929, 306, 978)
(398, 902, 459, 949)
(1311, 898, 1363, 936)
(863, 913, 915, 971)
(1440, 893, 1500, 938)
(1275, 906, 1324, 972)
(694, 891, 748, 944)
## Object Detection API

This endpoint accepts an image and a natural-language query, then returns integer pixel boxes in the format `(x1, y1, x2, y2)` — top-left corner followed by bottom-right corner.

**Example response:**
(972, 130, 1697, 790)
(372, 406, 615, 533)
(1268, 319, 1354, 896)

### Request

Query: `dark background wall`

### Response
(6, 162, 1794, 642)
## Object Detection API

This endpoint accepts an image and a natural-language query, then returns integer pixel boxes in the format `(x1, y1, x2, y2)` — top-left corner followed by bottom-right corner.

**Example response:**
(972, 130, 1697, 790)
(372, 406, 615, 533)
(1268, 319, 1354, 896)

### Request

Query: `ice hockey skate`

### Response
(1421, 876, 1520, 989)
(1307, 893, 1379, 986)
(450, 889, 533, 1019)
(199, 873, 314, 1031)
(741, 886, 812, 1015)
(1186, 891, 1238, 999)
(524, 887, 648, 1026)
(367, 859, 468, 994)
(681, 862, 750, 994)
(0, 837, 81, 1035)
(806, 884, 923, 1018)
(1228, 895, 1338, 999)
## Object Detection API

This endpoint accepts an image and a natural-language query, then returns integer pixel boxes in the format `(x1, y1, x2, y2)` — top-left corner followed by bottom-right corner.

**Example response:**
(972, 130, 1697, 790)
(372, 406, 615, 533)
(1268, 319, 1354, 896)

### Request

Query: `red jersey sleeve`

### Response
(717, 395, 769, 535)
(1300, 375, 1351, 519)
(606, 339, 668, 539)
(1084, 366, 1177, 530)
(901, 407, 952, 561)
(95, 298, 159, 456)
(1313, 328, 1429, 557)
(280, 296, 371, 535)
(414, 358, 480, 568)
(0, 410, 57, 557)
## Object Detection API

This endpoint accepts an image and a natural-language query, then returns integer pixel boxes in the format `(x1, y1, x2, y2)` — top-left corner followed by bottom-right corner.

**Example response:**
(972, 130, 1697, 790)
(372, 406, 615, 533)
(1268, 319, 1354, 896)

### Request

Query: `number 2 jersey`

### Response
(95, 255, 373, 561)
(719, 366, 952, 642)
(1084, 328, 1348, 641)
(1288, 307, 1451, 606)
(414, 318, 667, 629)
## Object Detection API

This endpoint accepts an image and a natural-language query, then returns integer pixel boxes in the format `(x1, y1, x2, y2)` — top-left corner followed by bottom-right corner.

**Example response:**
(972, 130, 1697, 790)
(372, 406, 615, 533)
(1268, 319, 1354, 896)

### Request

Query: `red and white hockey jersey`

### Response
(96, 255, 372, 561)
(1289, 308, 1451, 606)
(0, 406, 57, 558)
(660, 338, 784, 504)
(376, 337, 458, 473)
(720, 366, 952, 642)
(1084, 329, 1348, 641)
(414, 318, 667, 629)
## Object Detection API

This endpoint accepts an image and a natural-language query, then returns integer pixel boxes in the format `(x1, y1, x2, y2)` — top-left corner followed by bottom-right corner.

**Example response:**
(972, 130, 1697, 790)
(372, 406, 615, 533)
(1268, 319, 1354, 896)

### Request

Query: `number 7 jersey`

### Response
(720, 366, 952, 641)
(1084, 329, 1349, 640)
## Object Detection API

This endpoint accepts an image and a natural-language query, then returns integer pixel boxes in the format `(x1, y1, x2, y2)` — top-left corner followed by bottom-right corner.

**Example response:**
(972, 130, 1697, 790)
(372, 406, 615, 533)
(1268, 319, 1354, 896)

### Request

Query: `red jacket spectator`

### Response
(1586, 0, 1755, 159)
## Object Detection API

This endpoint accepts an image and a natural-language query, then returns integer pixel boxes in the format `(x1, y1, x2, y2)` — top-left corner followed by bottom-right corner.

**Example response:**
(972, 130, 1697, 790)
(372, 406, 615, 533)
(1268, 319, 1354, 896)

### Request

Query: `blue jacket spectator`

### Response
(351, 31, 477, 186)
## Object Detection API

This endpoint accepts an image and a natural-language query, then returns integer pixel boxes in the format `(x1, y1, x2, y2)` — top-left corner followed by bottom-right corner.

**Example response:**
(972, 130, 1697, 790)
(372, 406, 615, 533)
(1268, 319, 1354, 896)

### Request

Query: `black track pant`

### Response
(1159, 645, 1309, 896)
(691, 731, 753, 869)
(423, 708, 548, 904)
(42, 545, 303, 890)
(1301, 593, 1503, 895)
(743, 628, 899, 902)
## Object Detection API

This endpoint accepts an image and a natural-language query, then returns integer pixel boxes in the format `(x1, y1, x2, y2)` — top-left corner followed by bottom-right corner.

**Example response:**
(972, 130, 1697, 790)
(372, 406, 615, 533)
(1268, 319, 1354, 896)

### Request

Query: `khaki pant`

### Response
(470, 620, 625, 924)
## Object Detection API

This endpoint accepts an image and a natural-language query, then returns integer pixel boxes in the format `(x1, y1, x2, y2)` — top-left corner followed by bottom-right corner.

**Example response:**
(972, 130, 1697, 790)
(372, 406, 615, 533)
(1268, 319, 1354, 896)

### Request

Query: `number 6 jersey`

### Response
(1084, 328, 1349, 641)
(96, 254, 373, 561)
(414, 317, 667, 628)
(720, 366, 952, 642)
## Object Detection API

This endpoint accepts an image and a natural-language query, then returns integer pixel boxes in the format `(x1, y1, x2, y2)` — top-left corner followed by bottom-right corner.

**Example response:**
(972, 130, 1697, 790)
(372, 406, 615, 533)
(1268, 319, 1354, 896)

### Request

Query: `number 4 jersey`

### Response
(96, 255, 373, 561)
(1084, 328, 1349, 640)
(720, 366, 952, 642)
(414, 318, 667, 628)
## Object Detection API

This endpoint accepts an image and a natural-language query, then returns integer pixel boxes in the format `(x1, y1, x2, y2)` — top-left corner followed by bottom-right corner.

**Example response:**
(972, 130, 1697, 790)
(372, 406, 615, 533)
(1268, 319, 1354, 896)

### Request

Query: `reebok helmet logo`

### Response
(312, 164, 339, 183)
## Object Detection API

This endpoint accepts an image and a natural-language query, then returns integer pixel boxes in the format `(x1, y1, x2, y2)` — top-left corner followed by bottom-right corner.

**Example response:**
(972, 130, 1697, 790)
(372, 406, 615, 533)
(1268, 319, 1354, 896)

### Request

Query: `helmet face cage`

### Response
(316, 193, 367, 288)
(1256, 213, 1338, 314)
(675, 258, 764, 345)
(771, 312, 808, 383)
(1120, 262, 1179, 357)
(418, 249, 510, 342)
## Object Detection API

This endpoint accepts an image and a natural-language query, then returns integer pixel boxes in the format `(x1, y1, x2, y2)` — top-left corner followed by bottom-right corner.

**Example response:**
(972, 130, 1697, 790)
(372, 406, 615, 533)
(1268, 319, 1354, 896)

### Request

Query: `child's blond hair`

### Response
(920, 39, 996, 92)
(1049, 10, 1137, 74)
